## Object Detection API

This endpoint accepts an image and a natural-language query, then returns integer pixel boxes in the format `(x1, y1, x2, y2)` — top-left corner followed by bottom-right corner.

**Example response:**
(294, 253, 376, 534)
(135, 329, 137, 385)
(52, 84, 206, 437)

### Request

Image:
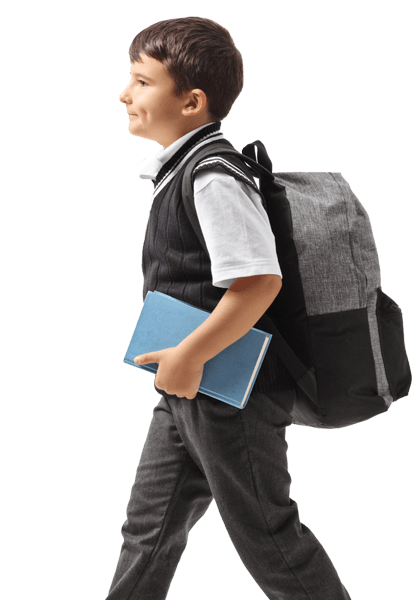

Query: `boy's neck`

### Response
(160, 116, 214, 149)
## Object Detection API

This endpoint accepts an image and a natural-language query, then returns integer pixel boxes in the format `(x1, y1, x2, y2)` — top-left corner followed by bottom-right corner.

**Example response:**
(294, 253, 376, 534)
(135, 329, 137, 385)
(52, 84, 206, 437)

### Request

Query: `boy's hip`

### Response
(160, 390, 296, 485)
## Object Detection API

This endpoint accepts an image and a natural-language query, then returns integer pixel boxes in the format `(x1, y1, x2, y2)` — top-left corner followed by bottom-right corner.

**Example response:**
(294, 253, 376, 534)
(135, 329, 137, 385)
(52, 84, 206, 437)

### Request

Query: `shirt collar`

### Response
(139, 122, 218, 181)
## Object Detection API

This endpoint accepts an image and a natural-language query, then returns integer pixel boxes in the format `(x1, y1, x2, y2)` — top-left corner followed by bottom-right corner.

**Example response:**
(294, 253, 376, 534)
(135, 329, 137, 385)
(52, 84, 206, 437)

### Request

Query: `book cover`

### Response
(124, 291, 272, 409)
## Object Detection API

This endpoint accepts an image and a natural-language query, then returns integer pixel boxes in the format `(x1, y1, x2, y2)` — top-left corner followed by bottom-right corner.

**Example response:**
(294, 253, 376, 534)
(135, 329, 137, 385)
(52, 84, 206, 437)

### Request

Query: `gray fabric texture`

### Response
(274, 172, 370, 314)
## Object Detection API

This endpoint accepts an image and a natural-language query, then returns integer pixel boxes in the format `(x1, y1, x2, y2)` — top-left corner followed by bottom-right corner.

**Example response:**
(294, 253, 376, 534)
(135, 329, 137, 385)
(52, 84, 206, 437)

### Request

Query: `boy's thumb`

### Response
(133, 354, 147, 365)
(134, 353, 150, 364)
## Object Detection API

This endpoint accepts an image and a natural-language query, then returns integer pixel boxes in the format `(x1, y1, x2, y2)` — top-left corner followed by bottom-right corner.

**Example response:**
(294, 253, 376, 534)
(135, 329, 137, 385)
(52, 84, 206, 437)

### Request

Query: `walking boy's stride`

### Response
(107, 16, 352, 600)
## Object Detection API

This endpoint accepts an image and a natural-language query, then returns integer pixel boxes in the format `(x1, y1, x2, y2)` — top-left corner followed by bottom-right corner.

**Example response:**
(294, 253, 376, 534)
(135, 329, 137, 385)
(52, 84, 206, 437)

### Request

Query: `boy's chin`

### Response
(129, 127, 158, 143)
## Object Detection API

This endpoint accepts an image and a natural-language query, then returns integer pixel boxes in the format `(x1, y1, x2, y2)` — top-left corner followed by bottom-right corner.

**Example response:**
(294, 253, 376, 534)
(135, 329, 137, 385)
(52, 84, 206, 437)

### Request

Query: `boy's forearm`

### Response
(177, 274, 282, 365)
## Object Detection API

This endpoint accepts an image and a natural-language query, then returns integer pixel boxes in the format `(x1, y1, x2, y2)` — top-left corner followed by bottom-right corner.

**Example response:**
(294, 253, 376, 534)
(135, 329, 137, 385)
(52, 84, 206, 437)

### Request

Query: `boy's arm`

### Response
(134, 274, 282, 399)
(178, 273, 281, 364)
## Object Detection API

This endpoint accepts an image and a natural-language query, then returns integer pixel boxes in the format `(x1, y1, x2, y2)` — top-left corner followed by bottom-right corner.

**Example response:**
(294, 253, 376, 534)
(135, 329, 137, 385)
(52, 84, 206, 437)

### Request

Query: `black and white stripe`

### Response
(193, 156, 260, 193)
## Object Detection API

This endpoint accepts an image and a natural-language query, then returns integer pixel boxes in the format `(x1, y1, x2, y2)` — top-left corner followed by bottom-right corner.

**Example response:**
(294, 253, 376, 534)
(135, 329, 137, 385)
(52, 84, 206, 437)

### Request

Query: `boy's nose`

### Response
(120, 89, 130, 103)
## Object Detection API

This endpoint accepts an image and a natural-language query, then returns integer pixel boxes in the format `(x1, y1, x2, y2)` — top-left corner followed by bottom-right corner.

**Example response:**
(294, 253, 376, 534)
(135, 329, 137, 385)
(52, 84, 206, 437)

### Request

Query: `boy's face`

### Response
(120, 53, 207, 148)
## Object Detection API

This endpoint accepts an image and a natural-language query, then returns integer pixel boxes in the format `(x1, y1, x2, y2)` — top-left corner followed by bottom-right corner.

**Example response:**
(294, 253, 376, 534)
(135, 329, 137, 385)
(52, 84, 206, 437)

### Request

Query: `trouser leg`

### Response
(169, 388, 351, 600)
(105, 397, 213, 600)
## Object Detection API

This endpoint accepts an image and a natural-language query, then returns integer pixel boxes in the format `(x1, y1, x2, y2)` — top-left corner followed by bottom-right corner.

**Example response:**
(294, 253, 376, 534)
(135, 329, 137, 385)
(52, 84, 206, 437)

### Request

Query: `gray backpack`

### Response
(182, 139, 412, 428)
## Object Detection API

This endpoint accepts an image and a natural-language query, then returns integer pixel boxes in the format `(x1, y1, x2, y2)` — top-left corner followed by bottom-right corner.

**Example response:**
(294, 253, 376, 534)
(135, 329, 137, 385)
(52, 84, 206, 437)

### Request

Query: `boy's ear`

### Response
(182, 89, 208, 117)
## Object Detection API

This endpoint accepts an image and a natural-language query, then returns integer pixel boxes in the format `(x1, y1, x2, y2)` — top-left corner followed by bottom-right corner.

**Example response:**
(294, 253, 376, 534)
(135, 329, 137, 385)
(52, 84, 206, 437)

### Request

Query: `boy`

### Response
(108, 16, 351, 600)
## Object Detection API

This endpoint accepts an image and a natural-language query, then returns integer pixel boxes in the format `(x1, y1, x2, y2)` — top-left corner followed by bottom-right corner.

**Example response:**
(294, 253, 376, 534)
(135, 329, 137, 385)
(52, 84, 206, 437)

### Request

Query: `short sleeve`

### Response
(193, 166, 282, 288)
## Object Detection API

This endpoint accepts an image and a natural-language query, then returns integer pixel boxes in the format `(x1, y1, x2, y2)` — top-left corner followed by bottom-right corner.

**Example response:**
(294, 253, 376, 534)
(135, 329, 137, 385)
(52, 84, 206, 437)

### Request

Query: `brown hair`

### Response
(128, 17, 243, 122)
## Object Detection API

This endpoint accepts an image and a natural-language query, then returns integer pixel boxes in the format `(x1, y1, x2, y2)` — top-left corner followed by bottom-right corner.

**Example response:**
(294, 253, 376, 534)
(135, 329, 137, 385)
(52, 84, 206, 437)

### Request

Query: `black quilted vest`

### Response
(142, 122, 295, 393)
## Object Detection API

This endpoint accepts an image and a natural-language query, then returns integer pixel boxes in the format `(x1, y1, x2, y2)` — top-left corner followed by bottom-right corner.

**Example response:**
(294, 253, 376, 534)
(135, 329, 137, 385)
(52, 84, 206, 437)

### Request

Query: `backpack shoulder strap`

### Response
(181, 142, 273, 250)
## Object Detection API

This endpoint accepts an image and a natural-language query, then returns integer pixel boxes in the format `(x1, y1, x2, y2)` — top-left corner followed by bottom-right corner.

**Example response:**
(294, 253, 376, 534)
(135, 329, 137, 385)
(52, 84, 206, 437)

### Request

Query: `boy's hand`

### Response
(133, 346, 204, 399)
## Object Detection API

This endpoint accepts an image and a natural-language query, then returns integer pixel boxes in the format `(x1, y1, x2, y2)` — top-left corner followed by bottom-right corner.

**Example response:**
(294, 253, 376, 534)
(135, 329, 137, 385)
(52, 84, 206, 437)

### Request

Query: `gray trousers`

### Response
(106, 388, 351, 600)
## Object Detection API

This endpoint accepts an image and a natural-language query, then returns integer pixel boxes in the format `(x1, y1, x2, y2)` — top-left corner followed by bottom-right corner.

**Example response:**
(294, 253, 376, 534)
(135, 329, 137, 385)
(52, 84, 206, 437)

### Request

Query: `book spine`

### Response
(241, 336, 271, 407)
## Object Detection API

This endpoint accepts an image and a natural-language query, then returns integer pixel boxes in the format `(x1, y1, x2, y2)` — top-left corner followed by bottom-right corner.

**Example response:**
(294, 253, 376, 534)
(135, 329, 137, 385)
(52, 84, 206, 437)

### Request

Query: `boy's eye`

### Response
(137, 80, 147, 86)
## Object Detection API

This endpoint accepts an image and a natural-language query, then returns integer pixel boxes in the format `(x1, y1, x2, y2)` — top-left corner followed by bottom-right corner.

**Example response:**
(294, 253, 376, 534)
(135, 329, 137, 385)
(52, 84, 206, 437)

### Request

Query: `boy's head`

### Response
(119, 17, 243, 148)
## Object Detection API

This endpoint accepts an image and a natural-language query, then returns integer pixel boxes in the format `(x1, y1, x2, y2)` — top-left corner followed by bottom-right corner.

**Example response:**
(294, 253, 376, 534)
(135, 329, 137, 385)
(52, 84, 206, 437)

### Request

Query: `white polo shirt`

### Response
(139, 123, 282, 288)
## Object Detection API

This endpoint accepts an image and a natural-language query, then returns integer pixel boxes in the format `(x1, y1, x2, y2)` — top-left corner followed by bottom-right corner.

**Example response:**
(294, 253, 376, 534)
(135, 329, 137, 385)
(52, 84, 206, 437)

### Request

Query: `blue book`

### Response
(123, 291, 272, 409)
